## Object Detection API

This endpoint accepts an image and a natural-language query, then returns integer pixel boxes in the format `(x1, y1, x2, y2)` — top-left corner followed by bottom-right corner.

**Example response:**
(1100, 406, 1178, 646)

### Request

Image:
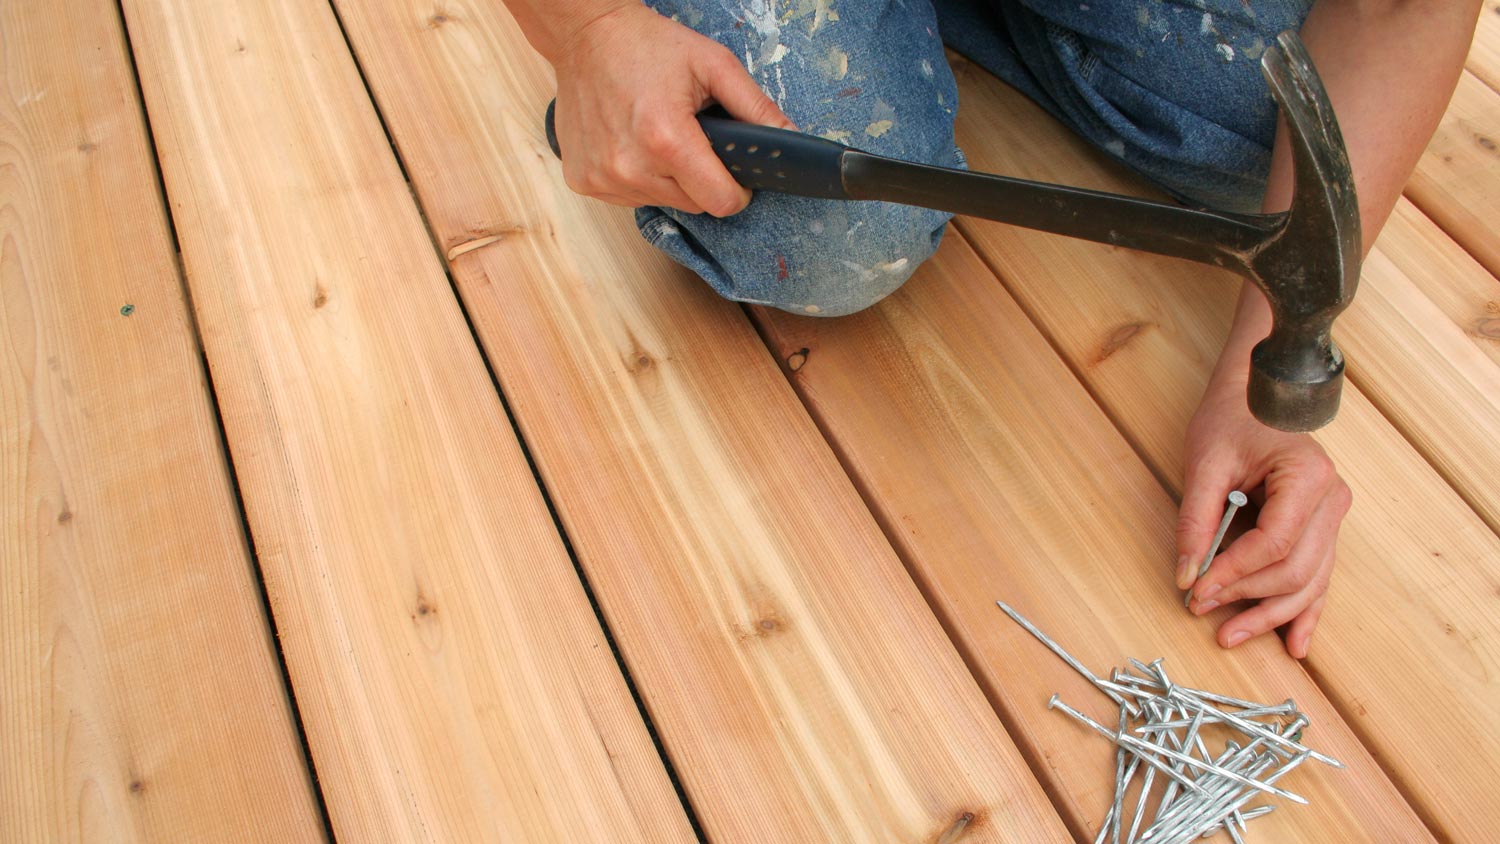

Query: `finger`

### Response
(1175, 454, 1238, 589)
(706, 51, 797, 129)
(1204, 488, 1344, 608)
(643, 175, 706, 215)
(590, 165, 704, 213)
(1192, 456, 1334, 601)
(666, 129, 752, 216)
(1213, 587, 1312, 650)
(1284, 594, 1327, 658)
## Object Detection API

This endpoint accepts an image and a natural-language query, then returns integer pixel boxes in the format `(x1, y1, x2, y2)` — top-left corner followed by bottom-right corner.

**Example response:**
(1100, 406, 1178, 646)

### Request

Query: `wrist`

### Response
(522, 0, 640, 65)
(1208, 282, 1271, 385)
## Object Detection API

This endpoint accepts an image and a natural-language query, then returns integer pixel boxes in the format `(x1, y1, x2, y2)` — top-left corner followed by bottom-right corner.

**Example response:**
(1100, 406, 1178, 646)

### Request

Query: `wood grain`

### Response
(1378, 202, 1500, 373)
(0, 0, 322, 839)
(1344, 201, 1500, 535)
(1408, 71, 1500, 280)
(1468, 2, 1500, 93)
(754, 234, 1432, 841)
(950, 57, 1500, 840)
(329, 1, 1071, 840)
(117, 0, 695, 839)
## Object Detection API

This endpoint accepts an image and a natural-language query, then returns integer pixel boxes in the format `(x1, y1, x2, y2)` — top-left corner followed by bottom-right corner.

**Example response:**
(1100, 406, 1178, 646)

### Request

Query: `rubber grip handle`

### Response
(544, 98, 850, 200)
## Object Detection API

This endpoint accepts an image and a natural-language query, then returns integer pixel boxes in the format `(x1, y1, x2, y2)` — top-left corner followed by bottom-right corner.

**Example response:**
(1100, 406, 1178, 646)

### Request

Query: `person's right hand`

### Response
(552, 3, 796, 216)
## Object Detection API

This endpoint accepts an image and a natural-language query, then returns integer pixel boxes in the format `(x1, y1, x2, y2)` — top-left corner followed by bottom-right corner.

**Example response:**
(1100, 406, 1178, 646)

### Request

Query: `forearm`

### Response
(503, 0, 637, 63)
(1217, 0, 1481, 386)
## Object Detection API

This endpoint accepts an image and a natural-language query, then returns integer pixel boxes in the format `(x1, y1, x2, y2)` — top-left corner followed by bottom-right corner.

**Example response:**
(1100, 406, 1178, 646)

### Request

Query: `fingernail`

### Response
(1195, 600, 1220, 615)
(1198, 583, 1222, 602)
(1175, 555, 1193, 589)
(1225, 630, 1250, 648)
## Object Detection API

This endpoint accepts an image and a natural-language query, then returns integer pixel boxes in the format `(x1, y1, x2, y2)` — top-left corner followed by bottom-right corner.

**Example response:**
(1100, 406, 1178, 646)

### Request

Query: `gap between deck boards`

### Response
(147, 0, 1494, 837)
(340, 37, 1466, 844)
(110, 0, 337, 835)
(321, 4, 711, 837)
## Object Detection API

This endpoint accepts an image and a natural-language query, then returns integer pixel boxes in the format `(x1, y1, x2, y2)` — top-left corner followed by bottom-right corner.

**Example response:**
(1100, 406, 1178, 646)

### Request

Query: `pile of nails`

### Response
(997, 601, 1343, 844)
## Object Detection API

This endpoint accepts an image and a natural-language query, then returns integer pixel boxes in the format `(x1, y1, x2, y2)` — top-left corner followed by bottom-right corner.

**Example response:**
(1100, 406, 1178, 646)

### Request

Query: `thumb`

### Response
(705, 54, 797, 130)
(1176, 460, 1235, 590)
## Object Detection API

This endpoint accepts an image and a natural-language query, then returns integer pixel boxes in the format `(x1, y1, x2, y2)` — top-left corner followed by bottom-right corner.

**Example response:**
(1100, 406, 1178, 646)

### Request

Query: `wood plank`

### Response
(1344, 201, 1500, 535)
(1407, 71, 1500, 280)
(1469, 2, 1500, 93)
(755, 235, 1431, 841)
(949, 56, 1500, 841)
(1379, 202, 1500, 372)
(329, 1, 1071, 840)
(0, 0, 323, 839)
(117, 0, 696, 839)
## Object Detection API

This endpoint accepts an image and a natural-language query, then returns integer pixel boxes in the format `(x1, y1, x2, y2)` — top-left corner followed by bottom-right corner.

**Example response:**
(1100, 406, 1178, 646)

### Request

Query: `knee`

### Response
(773, 202, 948, 316)
(645, 194, 951, 318)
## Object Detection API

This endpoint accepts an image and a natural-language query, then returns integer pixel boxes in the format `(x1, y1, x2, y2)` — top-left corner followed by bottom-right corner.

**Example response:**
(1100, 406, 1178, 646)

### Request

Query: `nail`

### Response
(1000, 601, 1140, 716)
(1194, 600, 1220, 615)
(1197, 583, 1222, 602)
(1225, 630, 1250, 647)
(1047, 696, 1207, 794)
(1168, 691, 1343, 768)
(1184, 491, 1247, 607)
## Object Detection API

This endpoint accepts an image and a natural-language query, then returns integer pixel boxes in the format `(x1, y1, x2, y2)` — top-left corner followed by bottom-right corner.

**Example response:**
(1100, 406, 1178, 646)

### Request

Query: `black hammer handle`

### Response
(544, 98, 851, 199)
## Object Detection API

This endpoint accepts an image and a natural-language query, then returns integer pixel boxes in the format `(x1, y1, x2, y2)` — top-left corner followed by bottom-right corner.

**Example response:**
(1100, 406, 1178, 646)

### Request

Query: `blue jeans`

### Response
(637, 0, 1313, 317)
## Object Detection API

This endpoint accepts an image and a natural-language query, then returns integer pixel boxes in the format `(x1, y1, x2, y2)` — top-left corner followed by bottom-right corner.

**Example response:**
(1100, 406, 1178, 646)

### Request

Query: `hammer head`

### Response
(1242, 32, 1361, 432)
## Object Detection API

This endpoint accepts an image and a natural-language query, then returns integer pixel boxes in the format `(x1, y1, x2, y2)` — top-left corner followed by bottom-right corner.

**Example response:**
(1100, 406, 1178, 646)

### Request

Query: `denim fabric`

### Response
(640, 0, 963, 316)
(636, 0, 1312, 316)
(934, 0, 1314, 213)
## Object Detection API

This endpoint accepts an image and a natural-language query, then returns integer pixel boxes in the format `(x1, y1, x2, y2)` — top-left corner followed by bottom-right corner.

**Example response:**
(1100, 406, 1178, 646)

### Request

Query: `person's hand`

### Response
(1174, 379, 1352, 659)
(552, 3, 795, 216)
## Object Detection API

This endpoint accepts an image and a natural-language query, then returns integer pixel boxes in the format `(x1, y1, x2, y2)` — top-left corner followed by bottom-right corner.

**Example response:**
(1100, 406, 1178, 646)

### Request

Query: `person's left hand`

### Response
(1175, 379, 1352, 659)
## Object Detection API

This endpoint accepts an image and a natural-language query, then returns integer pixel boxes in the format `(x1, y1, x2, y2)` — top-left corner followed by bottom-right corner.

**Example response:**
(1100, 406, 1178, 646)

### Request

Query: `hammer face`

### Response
(1249, 337, 1344, 433)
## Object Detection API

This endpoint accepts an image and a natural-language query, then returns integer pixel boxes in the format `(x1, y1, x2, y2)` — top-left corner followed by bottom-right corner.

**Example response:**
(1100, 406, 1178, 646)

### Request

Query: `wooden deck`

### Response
(4, 1, 1497, 841)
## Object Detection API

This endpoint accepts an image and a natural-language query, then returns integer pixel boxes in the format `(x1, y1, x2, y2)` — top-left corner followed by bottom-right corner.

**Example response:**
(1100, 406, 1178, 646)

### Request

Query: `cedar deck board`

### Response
(13, 0, 1498, 838)
(754, 233, 1430, 842)
(329, 0, 1071, 840)
(117, 0, 695, 839)
(1, 0, 323, 839)
(1469, 3, 1500, 93)
(1340, 200, 1500, 537)
(949, 56, 1500, 840)
(1408, 71, 1500, 281)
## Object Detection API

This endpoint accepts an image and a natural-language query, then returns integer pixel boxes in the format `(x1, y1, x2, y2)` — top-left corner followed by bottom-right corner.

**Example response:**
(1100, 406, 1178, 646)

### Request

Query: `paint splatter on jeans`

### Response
(637, 0, 1313, 317)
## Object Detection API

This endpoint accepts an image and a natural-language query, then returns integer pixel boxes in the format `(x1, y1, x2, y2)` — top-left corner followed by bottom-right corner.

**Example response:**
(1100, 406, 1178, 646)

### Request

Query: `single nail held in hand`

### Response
(1185, 490, 1249, 607)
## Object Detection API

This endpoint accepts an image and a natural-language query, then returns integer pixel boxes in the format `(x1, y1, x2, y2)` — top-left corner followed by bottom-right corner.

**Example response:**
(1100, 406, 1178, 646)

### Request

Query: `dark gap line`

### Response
(952, 220, 1188, 508)
(1294, 658, 1452, 840)
(1341, 363, 1500, 540)
(738, 298, 1087, 841)
(1400, 188, 1500, 283)
(951, 223, 1449, 841)
(321, 2, 708, 838)
(1352, 196, 1500, 540)
(111, 0, 337, 838)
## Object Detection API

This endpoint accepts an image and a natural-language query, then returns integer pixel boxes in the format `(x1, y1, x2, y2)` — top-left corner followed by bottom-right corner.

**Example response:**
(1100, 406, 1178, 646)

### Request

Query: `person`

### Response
(504, 0, 1482, 657)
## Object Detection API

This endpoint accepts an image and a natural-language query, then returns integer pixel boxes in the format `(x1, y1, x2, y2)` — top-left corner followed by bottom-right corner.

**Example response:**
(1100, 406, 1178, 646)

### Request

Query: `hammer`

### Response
(545, 31, 1359, 432)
